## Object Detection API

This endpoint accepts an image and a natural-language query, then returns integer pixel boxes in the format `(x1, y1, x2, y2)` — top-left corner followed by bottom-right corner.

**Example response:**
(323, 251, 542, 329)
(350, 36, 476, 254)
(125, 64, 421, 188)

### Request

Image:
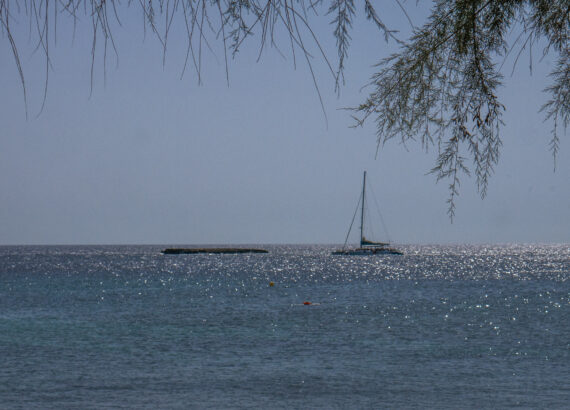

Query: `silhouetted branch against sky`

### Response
(1, 0, 568, 219)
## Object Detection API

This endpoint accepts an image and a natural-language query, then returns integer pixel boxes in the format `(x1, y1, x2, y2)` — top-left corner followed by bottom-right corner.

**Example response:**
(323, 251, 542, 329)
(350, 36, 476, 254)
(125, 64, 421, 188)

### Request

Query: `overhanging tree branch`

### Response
(1, 0, 567, 219)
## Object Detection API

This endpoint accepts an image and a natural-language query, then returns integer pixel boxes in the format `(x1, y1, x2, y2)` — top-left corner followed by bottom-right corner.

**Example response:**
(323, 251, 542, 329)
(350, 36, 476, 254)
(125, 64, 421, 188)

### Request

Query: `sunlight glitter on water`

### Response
(0, 244, 568, 408)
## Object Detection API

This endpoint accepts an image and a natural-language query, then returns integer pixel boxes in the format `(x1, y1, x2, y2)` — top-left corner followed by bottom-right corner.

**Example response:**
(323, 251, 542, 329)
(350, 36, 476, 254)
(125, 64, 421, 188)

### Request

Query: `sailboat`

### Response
(332, 171, 403, 255)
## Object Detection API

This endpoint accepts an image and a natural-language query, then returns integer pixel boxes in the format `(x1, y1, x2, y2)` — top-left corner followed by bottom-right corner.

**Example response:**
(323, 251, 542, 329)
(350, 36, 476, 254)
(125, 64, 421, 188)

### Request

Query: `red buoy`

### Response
(303, 301, 311, 305)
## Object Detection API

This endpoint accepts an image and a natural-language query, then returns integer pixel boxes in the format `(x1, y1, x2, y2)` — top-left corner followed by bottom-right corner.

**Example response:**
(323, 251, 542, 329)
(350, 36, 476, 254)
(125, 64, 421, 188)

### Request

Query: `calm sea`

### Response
(0, 244, 568, 409)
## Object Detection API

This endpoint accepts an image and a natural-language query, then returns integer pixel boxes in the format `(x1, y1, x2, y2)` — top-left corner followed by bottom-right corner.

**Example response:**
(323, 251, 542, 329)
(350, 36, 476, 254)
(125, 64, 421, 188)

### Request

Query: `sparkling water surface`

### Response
(1, 245, 569, 409)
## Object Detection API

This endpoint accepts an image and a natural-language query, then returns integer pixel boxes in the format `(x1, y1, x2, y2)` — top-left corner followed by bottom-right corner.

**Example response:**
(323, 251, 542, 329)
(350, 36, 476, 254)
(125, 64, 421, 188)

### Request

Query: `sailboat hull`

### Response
(332, 247, 403, 256)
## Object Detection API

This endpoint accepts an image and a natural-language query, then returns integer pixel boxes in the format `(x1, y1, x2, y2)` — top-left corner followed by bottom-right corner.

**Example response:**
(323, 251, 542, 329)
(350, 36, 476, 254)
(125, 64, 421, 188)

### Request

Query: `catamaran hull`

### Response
(332, 248, 403, 255)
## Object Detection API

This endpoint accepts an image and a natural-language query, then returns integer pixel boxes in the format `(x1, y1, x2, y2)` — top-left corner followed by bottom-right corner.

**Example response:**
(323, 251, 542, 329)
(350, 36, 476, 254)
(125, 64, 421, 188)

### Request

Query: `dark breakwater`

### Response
(162, 247, 268, 254)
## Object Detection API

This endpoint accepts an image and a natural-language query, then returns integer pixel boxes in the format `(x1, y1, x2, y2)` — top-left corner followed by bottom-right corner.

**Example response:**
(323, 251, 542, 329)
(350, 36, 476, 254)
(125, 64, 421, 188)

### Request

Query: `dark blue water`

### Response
(1, 245, 568, 408)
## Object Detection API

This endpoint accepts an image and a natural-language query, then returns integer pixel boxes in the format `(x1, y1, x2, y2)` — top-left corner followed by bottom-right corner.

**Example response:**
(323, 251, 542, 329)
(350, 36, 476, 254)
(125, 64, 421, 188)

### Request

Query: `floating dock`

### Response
(162, 248, 268, 254)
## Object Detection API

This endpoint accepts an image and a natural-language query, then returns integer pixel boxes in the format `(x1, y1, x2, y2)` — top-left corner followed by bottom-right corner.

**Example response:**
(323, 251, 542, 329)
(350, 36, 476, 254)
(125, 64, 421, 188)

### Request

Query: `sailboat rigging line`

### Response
(363, 195, 376, 241)
(369, 183, 392, 244)
(360, 171, 367, 246)
(343, 190, 363, 249)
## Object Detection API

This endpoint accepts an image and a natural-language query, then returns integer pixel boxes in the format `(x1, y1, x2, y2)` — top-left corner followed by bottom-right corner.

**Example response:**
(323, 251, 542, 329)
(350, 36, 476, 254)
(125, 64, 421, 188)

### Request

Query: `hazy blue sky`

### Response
(1, 3, 568, 245)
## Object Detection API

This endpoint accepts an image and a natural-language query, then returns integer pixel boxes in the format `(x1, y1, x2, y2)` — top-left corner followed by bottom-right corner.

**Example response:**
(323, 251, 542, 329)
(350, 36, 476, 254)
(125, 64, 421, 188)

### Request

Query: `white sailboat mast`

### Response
(360, 171, 366, 246)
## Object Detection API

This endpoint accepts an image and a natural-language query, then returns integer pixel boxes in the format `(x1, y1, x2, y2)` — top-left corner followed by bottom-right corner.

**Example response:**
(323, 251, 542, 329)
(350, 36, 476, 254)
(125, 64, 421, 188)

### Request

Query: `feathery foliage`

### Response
(1, 0, 568, 219)
(355, 0, 568, 219)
